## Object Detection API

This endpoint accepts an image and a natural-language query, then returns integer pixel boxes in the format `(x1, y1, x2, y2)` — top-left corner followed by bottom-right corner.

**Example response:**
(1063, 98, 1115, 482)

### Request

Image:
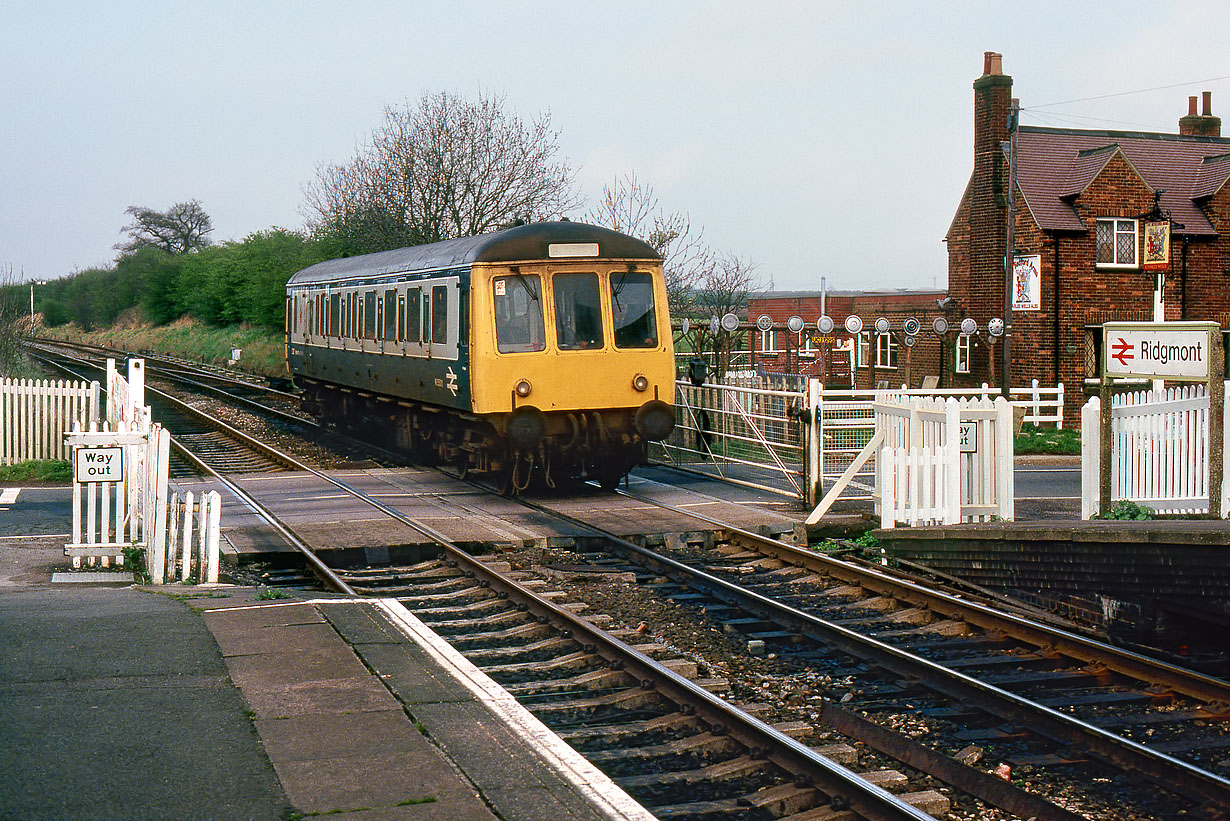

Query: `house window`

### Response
(798, 332, 814, 357)
(956, 333, 971, 374)
(1096, 218, 1138, 268)
(875, 332, 898, 369)
(856, 331, 870, 368)
(760, 328, 778, 353)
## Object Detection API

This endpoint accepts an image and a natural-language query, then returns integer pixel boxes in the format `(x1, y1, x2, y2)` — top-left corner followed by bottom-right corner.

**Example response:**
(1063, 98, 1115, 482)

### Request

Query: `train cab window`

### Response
(553, 273, 603, 350)
(431, 285, 448, 344)
(406, 287, 422, 343)
(610, 271, 658, 348)
(383, 289, 397, 341)
(493, 274, 544, 353)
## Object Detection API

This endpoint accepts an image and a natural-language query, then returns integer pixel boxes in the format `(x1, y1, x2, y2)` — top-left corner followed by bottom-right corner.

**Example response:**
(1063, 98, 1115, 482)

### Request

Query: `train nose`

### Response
(635, 399, 675, 442)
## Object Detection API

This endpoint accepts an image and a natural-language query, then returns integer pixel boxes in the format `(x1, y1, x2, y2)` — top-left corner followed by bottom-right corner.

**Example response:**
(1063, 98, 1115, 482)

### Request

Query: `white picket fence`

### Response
(1080, 384, 1230, 518)
(64, 358, 222, 583)
(1, 377, 100, 464)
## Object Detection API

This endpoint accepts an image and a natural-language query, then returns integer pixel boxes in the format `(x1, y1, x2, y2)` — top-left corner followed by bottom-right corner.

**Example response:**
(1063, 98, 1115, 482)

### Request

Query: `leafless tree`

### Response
(115, 200, 213, 256)
(303, 91, 582, 253)
(0, 264, 26, 377)
(585, 172, 711, 315)
(691, 253, 763, 377)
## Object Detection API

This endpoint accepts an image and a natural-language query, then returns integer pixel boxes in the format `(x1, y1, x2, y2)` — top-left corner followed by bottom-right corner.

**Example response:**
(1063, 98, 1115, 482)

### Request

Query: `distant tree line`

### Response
(7, 90, 760, 344)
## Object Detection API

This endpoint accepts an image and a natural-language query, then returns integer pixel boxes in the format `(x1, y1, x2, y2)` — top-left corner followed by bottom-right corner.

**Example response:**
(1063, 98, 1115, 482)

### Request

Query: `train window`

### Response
(553, 273, 604, 350)
(431, 285, 448, 344)
(364, 290, 377, 339)
(610, 271, 658, 348)
(406, 287, 422, 343)
(494, 275, 544, 353)
(330, 293, 340, 337)
(397, 294, 405, 341)
(384, 289, 397, 341)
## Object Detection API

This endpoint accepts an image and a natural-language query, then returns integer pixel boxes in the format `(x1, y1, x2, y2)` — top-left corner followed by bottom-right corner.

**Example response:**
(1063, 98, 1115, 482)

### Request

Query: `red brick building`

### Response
(748, 289, 952, 389)
(947, 52, 1230, 425)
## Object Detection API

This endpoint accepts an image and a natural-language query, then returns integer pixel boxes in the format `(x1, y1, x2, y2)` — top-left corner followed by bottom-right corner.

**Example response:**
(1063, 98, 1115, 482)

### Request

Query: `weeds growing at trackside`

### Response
(1093, 500, 1154, 520)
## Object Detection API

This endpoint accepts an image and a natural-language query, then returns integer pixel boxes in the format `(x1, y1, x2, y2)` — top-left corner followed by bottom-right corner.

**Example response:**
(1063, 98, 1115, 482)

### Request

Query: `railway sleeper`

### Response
(445, 621, 556, 648)
(420, 610, 527, 633)
(557, 714, 707, 749)
(479, 652, 606, 680)
(501, 669, 633, 698)
(651, 783, 823, 819)
(463, 638, 581, 666)
(528, 688, 673, 722)
(584, 732, 743, 769)
(614, 754, 769, 790)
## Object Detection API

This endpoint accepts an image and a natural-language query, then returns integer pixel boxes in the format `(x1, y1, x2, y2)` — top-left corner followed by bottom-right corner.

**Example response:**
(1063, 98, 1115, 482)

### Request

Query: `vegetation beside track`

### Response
(37, 316, 286, 378)
(0, 460, 72, 484)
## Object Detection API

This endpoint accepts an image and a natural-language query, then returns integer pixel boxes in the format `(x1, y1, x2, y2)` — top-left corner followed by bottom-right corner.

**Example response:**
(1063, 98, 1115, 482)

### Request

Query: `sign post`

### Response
(1099, 321, 1223, 516)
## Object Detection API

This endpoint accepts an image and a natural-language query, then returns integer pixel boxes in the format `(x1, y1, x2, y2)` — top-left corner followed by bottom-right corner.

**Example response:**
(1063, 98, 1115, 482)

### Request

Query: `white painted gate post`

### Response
(995, 396, 1014, 521)
(806, 378, 822, 507)
(1081, 396, 1101, 519)
(944, 398, 961, 524)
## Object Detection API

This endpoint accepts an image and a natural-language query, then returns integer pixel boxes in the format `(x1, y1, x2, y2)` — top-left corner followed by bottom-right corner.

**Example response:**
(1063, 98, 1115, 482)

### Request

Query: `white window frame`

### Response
(1096, 217, 1138, 269)
(875, 332, 898, 369)
(798, 331, 815, 357)
(856, 331, 870, 368)
(955, 333, 971, 374)
(760, 328, 778, 353)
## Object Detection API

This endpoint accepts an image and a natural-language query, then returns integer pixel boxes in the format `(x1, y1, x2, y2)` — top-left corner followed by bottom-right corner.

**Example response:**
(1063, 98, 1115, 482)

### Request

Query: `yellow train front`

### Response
(285, 221, 675, 489)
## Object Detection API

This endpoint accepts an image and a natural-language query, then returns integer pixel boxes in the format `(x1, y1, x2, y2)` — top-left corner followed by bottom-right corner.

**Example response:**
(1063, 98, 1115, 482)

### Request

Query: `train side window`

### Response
(493, 274, 544, 353)
(610, 271, 659, 348)
(364, 290, 377, 339)
(553, 273, 603, 350)
(431, 285, 448, 344)
(405, 287, 422, 344)
(397, 294, 405, 341)
(330, 293, 340, 337)
(384, 289, 397, 341)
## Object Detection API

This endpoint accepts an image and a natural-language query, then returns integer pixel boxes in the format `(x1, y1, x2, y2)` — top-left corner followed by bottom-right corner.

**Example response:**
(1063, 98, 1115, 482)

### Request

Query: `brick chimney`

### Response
(1179, 91, 1221, 137)
(967, 52, 1013, 316)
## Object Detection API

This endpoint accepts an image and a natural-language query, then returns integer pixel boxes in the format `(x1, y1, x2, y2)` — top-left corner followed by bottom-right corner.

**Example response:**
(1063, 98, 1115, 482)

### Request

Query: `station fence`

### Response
(0, 376, 100, 464)
(1080, 383, 1230, 518)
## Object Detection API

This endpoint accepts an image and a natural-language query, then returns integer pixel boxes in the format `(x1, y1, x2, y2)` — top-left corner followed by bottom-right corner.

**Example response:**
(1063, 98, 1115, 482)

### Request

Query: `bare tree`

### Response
(303, 91, 582, 253)
(0, 264, 26, 376)
(115, 200, 213, 256)
(585, 172, 711, 316)
(691, 253, 763, 377)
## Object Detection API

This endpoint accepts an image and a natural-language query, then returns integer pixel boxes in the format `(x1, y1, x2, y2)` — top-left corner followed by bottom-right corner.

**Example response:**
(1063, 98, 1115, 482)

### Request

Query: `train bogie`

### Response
(286, 221, 675, 489)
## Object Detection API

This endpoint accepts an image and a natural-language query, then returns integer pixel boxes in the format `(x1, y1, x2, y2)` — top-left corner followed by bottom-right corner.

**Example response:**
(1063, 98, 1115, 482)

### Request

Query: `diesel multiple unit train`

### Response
(285, 221, 676, 489)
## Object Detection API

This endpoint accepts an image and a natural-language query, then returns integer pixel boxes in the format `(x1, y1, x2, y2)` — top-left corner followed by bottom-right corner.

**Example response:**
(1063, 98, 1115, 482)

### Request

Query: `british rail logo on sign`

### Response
(1102, 322, 1218, 381)
(74, 446, 125, 484)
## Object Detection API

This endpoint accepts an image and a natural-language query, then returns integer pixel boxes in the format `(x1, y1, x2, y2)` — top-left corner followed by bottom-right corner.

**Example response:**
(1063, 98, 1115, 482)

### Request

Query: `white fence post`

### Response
(995, 396, 1014, 521)
(205, 491, 221, 584)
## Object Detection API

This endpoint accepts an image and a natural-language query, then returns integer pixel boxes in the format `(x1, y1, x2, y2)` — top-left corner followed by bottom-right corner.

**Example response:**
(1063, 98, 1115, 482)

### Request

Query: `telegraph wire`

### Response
(1026, 76, 1230, 110)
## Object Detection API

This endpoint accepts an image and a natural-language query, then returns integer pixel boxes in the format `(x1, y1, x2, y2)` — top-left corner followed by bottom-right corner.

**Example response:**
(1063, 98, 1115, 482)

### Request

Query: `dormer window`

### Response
(1096, 218, 1138, 268)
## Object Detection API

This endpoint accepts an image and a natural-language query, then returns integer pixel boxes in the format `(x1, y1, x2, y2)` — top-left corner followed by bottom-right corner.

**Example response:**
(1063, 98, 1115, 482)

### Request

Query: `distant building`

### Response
(747, 288, 950, 389)
(947, 52, 1230, 425)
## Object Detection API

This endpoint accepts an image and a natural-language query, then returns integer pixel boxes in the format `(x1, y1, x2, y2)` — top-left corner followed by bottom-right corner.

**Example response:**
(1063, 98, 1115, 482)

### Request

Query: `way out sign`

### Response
(74, 446, 125, 483)
(1103, 321, 1218, 381)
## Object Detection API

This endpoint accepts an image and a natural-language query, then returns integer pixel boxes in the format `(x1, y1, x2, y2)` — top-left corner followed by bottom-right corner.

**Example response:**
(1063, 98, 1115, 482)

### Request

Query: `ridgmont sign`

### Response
(1102, 321, 1220, 381)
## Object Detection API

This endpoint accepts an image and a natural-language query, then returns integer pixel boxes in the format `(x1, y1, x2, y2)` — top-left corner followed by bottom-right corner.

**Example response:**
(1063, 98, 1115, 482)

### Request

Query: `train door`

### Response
(424, 277, 460, 361)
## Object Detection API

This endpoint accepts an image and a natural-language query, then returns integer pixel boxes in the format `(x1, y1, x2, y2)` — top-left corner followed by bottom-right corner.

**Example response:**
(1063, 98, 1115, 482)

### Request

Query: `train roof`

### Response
(287, 221, 661, 287)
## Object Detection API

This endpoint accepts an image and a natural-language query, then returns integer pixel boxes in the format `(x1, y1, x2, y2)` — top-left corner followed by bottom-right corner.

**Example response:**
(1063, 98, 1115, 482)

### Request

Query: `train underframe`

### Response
(300, 379, 662, 491)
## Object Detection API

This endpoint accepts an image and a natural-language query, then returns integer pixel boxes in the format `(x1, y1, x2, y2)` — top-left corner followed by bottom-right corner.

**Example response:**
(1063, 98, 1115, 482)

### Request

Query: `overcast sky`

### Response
(3, 1, 1228, 293)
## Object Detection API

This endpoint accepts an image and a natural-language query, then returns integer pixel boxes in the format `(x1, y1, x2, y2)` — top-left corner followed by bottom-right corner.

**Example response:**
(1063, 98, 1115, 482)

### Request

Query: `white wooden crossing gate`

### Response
(808, 393, 1016, 527)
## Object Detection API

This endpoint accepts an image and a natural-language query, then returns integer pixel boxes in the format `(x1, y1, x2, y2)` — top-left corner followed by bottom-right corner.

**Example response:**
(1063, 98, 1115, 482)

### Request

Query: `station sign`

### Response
(958, 422, 977, 453)
(74, 446, 124, 484)
(1102, 321, 1218, 381)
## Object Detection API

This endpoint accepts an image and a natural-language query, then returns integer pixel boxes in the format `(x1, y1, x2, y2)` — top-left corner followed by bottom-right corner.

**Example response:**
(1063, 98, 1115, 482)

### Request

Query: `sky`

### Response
(3, 1, 1229, 294)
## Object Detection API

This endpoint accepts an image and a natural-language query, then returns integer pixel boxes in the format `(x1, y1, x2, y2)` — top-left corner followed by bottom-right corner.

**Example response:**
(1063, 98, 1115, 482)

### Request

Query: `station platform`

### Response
(0, 492, 653, 820)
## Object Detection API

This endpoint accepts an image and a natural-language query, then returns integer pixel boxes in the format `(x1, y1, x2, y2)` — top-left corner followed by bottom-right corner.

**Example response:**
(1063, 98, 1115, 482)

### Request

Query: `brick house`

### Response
(947, 52, 1230, 426)
(748, 289, 950, 389)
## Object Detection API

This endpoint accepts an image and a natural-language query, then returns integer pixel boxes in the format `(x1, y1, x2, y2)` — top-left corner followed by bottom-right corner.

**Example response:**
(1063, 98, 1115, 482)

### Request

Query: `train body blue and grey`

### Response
(285, 221, 675, 488)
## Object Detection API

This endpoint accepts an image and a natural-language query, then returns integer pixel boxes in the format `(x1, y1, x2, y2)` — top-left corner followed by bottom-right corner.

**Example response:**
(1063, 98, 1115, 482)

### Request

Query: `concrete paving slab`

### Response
(254, 709, 424, 761)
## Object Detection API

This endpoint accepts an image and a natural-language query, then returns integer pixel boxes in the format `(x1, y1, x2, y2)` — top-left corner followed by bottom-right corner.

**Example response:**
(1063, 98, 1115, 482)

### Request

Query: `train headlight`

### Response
(632, 374, 649, 392)
(515, 379, 532, 398)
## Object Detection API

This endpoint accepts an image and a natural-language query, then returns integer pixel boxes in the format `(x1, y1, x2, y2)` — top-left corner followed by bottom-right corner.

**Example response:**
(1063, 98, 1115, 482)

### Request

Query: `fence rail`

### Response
(1, 377, 100, 464)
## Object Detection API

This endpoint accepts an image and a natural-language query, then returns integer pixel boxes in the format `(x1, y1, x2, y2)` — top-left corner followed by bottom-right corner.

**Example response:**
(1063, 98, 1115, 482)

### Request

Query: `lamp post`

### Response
(29, 279, 46, 333)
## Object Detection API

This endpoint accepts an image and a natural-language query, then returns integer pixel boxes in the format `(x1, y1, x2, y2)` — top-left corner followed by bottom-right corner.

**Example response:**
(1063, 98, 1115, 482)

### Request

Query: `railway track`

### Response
(27, 339, 1230, 818)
